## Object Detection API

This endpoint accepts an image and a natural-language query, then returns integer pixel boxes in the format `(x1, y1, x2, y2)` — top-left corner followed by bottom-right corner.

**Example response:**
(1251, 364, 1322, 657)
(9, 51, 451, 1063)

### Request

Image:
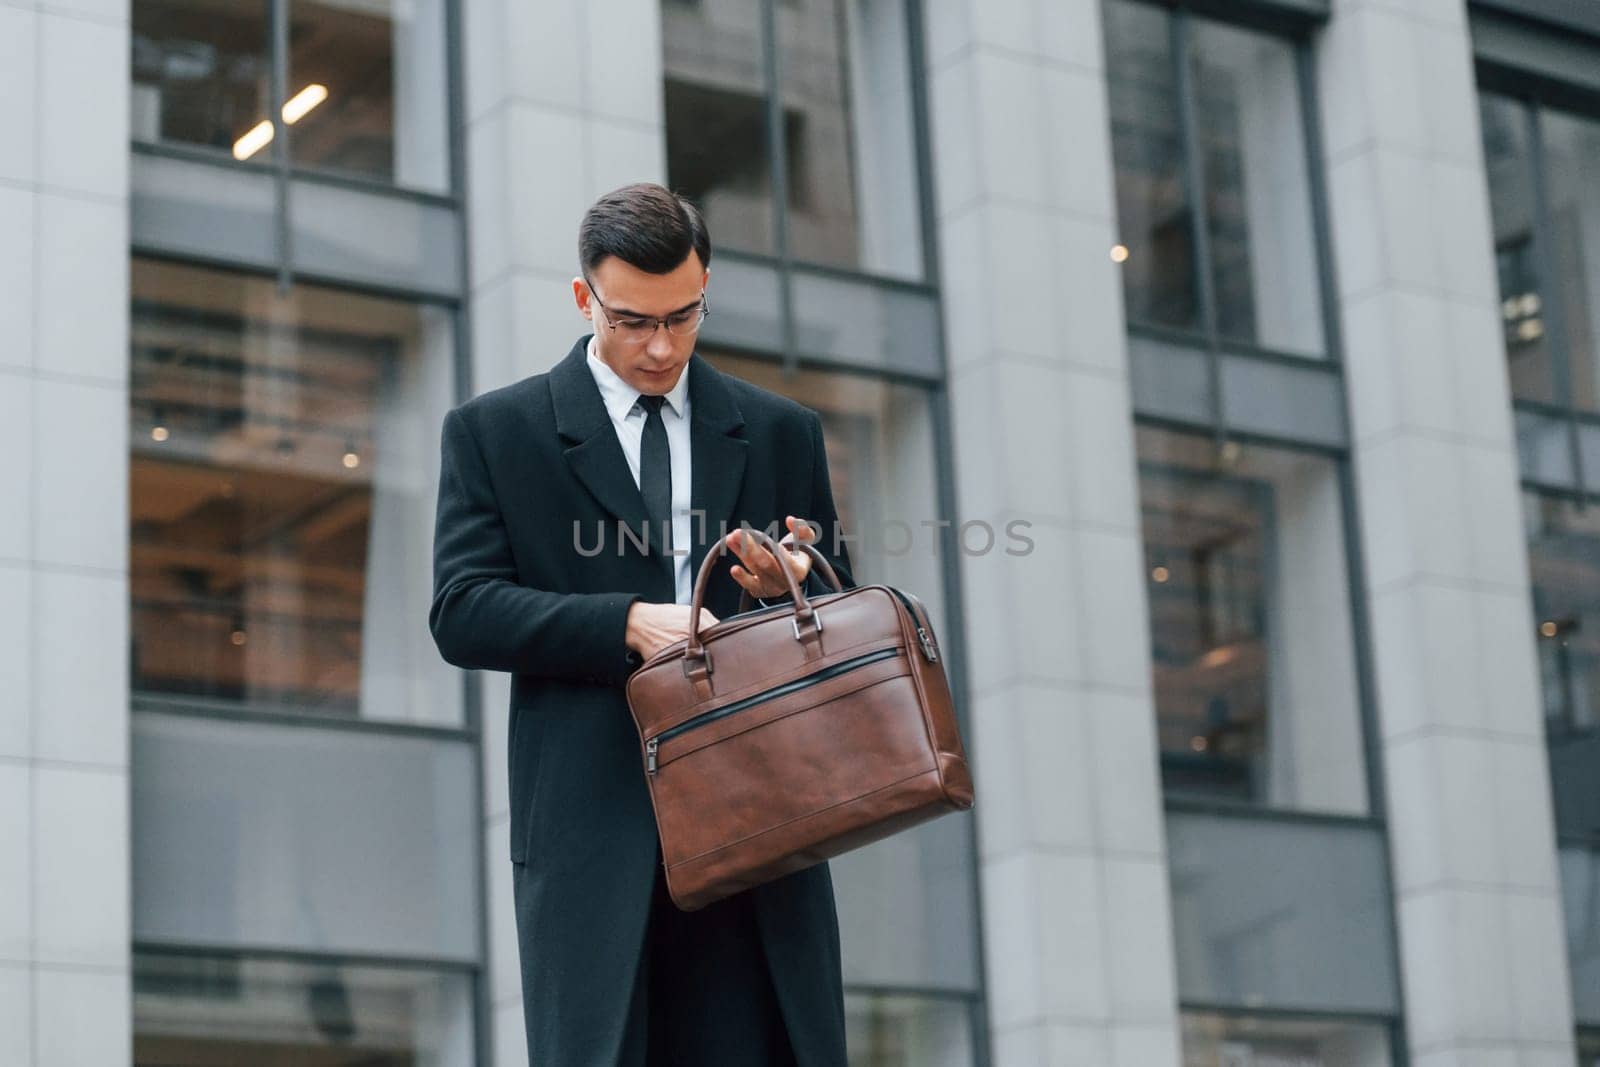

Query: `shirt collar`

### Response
(585, 334, 690, 421)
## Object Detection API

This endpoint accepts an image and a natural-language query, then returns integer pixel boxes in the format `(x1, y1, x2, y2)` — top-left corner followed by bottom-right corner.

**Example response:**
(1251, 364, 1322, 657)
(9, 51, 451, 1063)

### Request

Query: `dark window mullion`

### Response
(270, 0, 292, 292)
(1172, 11, 1228, 449)
(1526, 100, 1590, 501)
(1296, 37, 1343, 369)
(760, 0, 798, 375)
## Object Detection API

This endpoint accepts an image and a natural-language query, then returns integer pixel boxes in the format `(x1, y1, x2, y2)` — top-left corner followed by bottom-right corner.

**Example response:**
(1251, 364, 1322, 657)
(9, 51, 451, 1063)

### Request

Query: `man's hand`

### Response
(625, 601, 719, 661)
(726, 516, 817, 600)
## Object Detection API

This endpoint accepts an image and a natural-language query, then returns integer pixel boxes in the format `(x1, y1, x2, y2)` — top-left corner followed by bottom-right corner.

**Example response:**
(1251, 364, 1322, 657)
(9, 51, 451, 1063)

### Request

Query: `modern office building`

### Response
(1, 0, 1596, 1063)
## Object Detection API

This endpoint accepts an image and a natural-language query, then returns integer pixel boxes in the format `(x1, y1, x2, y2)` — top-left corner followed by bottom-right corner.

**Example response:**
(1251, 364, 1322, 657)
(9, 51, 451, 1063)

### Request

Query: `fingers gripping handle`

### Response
(735, 532, 844, 614)
(685, 527, 815, 674)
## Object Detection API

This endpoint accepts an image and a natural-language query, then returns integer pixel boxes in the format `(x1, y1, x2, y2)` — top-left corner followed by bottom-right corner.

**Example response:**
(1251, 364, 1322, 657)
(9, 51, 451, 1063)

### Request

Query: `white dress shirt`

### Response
(586, 336, 694, 605)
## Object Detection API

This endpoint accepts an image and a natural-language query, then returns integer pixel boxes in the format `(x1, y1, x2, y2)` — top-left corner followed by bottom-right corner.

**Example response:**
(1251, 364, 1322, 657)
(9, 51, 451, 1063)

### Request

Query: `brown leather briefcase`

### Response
(625, 527, 975, 911)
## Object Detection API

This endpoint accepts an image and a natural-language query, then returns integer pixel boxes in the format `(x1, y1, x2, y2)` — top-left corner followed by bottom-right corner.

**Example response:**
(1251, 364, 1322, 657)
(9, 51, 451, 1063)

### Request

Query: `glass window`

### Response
(1137, 426, 1369, 815)
(844, 992, 976, 1067)
(287, 0, 450, 191)
(1105, 0, 1327, 358)
(1181, 1012, 1393, 1067)
(130, 0, 450, 192)
(1542, 107, 1600, 412)
(1481, 93, 1600, 413)
(1561, 848, 1600, 1026)
(134, 953, 474, 1066)
(1105, 0, 1198, 333)
(132, 0, 271, 159)
(775, 0, 922, 278)
(1481, 93, 1556, 406)
(1524, 491, 1600, 841)
(1581, 1027, 1600, 1064)
(663, 0, 923, 280)
(663, 3, 777, 256)
(1189, 20, 1324, 356)
(1168, 813, 1400, 1014)
(129, 258, 461, 727)
(132, 713, 479, 960)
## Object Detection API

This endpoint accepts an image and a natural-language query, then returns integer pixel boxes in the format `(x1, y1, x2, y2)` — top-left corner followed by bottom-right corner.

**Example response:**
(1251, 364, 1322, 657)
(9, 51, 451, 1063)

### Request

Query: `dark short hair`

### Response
(578, 182, 711, 278)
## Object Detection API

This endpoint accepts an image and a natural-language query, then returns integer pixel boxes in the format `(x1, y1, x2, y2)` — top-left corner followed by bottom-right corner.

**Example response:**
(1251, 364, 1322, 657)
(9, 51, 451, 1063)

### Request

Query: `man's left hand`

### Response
(726, 516, 817, 600)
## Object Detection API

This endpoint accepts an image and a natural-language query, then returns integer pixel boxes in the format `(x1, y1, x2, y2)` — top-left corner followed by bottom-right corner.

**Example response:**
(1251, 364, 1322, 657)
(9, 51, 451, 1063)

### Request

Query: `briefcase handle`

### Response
(735, 531, 844, 614)
(685, 527, 819, 678)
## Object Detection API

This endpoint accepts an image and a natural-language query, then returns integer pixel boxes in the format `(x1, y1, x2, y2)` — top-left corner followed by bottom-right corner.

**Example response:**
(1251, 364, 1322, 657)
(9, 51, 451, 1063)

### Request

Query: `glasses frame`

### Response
(587, 283, 710, 344)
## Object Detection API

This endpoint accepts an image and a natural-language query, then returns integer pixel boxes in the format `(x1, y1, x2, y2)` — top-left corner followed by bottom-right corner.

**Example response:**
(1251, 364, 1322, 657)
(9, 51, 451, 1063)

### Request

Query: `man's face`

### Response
(573, 252, 708, 396)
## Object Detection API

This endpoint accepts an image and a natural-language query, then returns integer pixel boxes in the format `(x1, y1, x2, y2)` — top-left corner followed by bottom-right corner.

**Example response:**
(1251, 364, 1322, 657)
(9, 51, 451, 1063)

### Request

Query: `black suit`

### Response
(429, 335, 855, 1065)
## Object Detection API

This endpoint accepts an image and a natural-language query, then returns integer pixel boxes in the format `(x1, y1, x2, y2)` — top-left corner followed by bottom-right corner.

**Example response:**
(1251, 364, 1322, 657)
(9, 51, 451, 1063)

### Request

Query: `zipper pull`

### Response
(916, 626, 939, 663)
(646, 737, 659, 774)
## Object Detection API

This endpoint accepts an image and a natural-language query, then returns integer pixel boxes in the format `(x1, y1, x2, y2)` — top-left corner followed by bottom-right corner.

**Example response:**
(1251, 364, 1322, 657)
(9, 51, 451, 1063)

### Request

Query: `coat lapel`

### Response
(551, 337, 653, 545)
(686, 352, 748, 583)
(550, 337, 748, 583)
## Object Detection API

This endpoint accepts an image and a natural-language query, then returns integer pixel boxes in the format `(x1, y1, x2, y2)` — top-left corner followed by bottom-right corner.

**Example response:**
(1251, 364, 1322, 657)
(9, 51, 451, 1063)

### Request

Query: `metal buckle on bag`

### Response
(792, 611, 822, 640)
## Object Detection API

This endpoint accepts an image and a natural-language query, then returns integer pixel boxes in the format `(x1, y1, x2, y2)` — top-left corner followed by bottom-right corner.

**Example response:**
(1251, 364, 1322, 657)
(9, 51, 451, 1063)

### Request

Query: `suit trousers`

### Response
(618, 847, 800, 1066)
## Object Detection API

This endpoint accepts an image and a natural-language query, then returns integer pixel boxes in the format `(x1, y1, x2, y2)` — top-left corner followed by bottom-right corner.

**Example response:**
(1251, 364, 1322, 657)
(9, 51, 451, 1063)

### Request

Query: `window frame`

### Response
(1477, 85, 1600, 504)
(131, 0, 460, 196)
(131, 943, 481, 1064)
(663, 0, 936, 363)
(126, 253, 472, 736)
(126, 0, 484, 1049)
(130, 0, 467, 297)
(1108, 0, 1343, 376)
(1521, 486, 1600, 854)
(1176, 1004, 1406, 1067)
(1132, 422, 1388, 824)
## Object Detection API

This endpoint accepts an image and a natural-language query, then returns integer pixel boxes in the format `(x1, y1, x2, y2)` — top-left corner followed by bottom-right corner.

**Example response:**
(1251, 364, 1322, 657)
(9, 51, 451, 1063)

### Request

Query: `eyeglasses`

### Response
(588, 285, 709, 345)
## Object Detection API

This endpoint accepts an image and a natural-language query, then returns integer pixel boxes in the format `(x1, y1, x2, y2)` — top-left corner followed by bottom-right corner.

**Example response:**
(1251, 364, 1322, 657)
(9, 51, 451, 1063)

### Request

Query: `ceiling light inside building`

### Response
(232, 84, 331, 160)
(283, 83, 329, 125)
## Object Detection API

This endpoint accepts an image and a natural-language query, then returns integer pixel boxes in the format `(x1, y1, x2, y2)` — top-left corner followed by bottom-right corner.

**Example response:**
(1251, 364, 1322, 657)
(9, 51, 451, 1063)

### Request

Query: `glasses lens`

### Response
(665, 306, 705, 336)
(615, 318, 655, 344)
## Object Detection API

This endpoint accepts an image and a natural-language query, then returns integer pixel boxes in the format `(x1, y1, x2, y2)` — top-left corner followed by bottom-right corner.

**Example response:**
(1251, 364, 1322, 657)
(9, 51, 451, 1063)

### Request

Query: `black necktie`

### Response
(637, 394, 674, 584)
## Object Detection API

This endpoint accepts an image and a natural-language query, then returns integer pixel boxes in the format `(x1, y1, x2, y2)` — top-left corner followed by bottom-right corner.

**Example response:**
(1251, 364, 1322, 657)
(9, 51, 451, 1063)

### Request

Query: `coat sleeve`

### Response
(805, 410, 856, 593)
(428, 407, 643, 685)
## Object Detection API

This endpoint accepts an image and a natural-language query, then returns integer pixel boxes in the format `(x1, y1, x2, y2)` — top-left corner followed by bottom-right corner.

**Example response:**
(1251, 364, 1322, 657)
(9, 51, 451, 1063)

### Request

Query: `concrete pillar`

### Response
(0, 0, 132, 1062)
(924, 2, 1182, 1063)
(458, 0, 665, 1060)
(1316, 2, 1576, 1063)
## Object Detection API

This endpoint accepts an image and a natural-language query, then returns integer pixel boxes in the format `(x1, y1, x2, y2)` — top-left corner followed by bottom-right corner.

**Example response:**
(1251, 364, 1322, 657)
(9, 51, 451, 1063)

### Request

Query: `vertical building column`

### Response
(0, 0, 132, 1063)
(458, 0, 664, 1062)
(1316, 3, 1576, 1063)
(924, 3, 1182, 1064)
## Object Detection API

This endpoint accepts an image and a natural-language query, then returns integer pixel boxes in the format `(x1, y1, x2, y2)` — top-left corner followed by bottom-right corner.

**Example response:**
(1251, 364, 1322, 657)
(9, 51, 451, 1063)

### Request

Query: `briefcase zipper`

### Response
(887, 587, 940, 663)
(645, 646, 901, 775)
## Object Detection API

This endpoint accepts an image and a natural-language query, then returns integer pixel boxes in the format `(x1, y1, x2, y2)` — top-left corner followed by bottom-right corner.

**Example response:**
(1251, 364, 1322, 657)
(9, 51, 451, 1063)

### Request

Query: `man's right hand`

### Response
(625, 602, 719, 662)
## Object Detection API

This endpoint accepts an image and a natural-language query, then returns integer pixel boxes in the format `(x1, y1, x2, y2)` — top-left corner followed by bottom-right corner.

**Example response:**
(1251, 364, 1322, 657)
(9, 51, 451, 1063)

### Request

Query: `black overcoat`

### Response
(429, 334, 856, 1065)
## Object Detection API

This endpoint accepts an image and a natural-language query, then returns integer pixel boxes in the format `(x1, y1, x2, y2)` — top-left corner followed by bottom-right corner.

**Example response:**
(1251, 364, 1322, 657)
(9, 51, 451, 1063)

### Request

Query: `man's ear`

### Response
(571, 276, 593, 319)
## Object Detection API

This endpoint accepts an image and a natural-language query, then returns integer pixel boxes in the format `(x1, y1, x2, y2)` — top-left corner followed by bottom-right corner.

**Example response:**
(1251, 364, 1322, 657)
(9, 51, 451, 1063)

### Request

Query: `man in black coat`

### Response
(429, 183, 854, 1065)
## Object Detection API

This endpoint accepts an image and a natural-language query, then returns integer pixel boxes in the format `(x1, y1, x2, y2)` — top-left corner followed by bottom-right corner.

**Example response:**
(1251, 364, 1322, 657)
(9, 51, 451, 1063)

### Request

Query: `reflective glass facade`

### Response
(132, 0, 450, 190)
(130, 260, 459, 725)
(124, 0, 470, 1052)
(1137, 427, 1368, 816)
(1482, 71, 1600, 1045)
(133, 953, 474, 1066)
(1105, 0, 1327, 358)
